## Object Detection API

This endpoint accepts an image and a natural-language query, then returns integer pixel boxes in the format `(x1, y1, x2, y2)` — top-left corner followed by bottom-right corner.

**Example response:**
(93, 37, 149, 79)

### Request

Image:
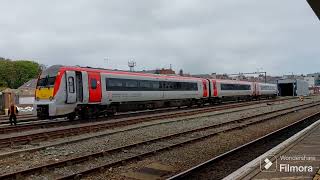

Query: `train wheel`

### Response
(107, 105, 117, 117)
(197, 101, 204, 107)
(107, 112, 115, 117)
(146, 104, 153, 110)
(67, 113, 76, 121)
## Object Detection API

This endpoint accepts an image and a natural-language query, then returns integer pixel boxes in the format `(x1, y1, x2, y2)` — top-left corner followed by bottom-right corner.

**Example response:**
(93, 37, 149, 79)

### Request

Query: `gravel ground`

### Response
(0, 96, 319, 177)
(89, 104, 320, 180)
(0, 100, 287, 142)
(23, 104, 320, 179)
(0, 98, 308, 155)
(0, 99, 298, 154)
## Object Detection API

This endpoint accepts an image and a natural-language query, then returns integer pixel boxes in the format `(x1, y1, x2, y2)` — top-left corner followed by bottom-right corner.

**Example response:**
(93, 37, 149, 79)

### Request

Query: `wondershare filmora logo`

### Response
(260, 155, 277, 172)
(260, 155, 316, 173)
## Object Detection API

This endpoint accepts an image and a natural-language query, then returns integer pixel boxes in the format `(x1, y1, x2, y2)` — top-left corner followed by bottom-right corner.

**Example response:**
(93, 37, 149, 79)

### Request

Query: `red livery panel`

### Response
(88, 72, 102, 103)
(202, 80, 208, 97)
(212, 80, 218, 97)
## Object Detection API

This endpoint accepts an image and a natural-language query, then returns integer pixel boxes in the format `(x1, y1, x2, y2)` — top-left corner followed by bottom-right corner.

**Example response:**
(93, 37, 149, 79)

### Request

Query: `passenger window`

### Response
(68, 77, 75, 93)
(91, 78, 97, 89)
(125, 80, 138, 88)
(152, 81, 160, 90)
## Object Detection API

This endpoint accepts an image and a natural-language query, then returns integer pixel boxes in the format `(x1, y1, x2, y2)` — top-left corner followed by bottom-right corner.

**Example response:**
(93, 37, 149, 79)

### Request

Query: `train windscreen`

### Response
(37, 65, 62, 87)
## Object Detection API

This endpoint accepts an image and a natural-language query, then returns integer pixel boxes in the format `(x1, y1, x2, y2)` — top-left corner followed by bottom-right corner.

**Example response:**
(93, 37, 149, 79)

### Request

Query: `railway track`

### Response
(0, 98, 303, 148)
(0, 98, 296, 134)
(0, 100, 319, 179)
(168, 112, 320, 180)
(0, 103, 266, 157)
(0, 114, 34, 118)
(0, 98, 298, 160)
(0, 114, 35, 122)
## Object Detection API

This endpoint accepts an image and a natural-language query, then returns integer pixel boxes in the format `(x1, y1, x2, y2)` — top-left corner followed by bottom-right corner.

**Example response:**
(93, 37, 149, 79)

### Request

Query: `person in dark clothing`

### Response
(8, 104, 18, 126)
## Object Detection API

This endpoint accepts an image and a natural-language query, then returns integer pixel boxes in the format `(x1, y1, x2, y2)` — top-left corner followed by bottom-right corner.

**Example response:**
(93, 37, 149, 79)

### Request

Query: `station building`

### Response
(277, 79, 310, 96)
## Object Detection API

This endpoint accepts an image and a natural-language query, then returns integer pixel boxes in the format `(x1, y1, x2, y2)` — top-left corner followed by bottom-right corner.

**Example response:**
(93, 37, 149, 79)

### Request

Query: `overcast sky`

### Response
(0, 0, 319, 75)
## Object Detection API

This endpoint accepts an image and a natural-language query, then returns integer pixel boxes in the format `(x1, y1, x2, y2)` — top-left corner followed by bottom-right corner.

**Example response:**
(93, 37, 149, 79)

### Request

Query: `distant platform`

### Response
(225, 119, 320, 180)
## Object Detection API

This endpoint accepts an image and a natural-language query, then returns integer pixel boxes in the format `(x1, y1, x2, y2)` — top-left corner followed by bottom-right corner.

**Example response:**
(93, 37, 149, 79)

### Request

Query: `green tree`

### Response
(0, 59, 41, 89)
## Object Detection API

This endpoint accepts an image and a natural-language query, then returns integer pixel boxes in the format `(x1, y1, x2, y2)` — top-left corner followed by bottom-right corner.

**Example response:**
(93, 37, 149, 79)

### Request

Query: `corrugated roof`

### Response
(18, 79, 37, 90)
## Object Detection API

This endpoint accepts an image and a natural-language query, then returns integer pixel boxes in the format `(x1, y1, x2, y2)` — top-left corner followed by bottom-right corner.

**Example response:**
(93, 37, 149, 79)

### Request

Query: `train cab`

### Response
(34, 65, 87, 119)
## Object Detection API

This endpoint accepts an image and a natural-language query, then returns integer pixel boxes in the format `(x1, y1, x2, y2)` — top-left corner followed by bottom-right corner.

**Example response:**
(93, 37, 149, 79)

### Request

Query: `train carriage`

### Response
(34, 65, 278, 120)
(209, 79, 254, 102)
(34, 65, 210, 119)
(255, 83, 278, 98)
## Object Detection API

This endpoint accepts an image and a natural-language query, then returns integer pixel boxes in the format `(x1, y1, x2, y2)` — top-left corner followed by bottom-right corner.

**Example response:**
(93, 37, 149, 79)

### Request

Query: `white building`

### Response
(304, 76, 315, 87)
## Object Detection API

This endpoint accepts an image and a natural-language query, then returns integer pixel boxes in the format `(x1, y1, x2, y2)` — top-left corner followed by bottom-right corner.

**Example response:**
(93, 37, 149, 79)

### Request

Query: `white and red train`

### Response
(34, 65, 278, 119)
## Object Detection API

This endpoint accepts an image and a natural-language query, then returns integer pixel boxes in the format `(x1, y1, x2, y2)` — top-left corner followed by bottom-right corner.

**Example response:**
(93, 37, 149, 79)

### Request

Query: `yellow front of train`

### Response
(35, 81, 55, 101)
(34, 65, 62, 119)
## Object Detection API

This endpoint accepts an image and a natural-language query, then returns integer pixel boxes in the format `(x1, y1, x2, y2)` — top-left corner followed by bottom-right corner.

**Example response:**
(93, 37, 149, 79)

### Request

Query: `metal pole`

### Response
(293, 81, 296, 96)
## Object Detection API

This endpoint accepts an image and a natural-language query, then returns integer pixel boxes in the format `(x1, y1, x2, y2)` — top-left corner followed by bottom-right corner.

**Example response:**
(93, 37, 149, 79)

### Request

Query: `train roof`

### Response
(257, 82, 277, 86)
(210, 79, 254, 84)
(57, 65, 205, 81)
(212, 79, 277, 85)
(45, 65, 277, 85)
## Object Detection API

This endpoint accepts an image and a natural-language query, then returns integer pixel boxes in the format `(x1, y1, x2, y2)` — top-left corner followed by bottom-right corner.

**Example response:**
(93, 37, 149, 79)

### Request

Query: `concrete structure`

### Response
(0, 88, 17, 114)
(306, 73, 320, 86)
(0, 79, 37, 114)
(265, 76, 283, 84)
(282, 74, 304, 80)
(304, 76, 316, 87)
(193, 73, 230, 80)
(140, 68, 176, 75)
(277, 79, 309, 96)
(225, 119, 320, 180)
(17, 79, 37, 104)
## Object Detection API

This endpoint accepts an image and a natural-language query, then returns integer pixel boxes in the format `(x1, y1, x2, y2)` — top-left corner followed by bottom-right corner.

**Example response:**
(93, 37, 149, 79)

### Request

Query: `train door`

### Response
(212, 80, 218, 97)
(88, 72, 102, 103)
(76, 72, 83, 102)
(65, 71, 77, 104)
(202, 80, 208, 97)
(254, 83, 259, 96)
(160, 81, 165, 99)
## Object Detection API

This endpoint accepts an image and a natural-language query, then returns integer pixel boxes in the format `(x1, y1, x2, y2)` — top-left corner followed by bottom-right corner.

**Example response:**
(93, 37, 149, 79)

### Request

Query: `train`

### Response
(34, 65, 278, 120)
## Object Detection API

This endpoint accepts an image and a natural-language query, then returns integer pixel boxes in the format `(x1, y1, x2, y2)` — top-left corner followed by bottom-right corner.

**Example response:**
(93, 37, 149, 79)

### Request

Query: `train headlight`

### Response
(49, 96, 54, 101)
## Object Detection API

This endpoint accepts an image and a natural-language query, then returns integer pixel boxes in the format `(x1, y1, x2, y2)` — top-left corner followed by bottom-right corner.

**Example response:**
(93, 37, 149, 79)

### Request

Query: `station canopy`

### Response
(307, 0, 320, 20)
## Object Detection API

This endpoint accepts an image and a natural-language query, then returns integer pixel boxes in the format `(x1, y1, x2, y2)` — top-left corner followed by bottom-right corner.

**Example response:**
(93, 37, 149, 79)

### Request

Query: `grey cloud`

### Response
(0, 0, 319, 75)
